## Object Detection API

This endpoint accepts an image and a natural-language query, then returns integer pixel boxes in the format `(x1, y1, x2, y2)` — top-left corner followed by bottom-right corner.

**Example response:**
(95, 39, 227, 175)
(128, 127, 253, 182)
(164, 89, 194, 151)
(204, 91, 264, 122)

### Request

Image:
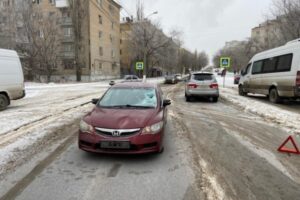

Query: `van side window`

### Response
(252, 61, 263, 74)
(263, 57, 278, 73)
(277, 54, 293, 72)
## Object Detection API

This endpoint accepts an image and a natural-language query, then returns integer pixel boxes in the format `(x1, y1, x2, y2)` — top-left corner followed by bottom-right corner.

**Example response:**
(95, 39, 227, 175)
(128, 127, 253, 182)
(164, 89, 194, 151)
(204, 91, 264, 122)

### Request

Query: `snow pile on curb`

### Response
(220, 87, 300, 134)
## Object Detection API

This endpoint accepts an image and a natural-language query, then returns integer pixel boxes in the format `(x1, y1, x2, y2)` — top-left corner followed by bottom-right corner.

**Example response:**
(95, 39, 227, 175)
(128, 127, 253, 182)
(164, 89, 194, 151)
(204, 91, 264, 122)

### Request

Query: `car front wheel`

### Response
(238, 85, 247, 96)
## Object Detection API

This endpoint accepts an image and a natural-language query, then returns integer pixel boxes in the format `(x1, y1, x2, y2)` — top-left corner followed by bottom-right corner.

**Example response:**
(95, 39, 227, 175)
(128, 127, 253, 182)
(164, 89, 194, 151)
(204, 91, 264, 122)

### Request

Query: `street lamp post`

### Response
(142, 11, 158, 82)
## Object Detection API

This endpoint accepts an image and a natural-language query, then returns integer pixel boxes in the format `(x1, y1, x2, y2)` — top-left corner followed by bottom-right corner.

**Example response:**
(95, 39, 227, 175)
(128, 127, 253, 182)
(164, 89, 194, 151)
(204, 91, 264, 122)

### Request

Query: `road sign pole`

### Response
(223, 75, 225, 88)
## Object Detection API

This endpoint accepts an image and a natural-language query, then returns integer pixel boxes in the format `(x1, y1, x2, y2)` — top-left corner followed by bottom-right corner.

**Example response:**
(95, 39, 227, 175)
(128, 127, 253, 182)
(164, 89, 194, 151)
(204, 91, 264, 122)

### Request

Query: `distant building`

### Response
(251, 18, 283, 49)
(120, 18, 134, 76)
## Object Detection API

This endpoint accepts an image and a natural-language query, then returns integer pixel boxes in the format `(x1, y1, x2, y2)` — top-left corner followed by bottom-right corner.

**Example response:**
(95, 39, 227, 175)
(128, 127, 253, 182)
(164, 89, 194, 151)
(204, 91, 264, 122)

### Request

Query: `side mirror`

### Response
(163, 99, 171, 107)
(91, 98, 99, 105)
(109, 81, 115, 86)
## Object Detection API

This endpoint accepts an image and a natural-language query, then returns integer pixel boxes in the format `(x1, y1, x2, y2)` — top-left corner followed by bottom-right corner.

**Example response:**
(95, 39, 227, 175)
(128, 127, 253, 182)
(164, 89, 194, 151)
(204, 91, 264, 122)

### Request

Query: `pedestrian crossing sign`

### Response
(136, 62, 144, 70)
(220, 57, 230, 68)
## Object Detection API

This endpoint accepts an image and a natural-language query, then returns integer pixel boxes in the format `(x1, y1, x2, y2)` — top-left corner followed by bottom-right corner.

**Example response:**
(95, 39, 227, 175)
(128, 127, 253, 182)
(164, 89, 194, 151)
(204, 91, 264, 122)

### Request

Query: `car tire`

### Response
(158, 147, 164, 154)
(0, 94, 9, 111)
(185, 94, 191, 102)
(238, 85, 247, 96)
(269, 88, 281, 103)
(212, 97, 218, 103)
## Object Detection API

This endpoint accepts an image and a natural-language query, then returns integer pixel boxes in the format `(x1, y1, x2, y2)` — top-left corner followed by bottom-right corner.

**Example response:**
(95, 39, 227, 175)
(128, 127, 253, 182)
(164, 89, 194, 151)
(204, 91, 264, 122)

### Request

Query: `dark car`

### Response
(122, 75, 141, 82)
(234, 74, 241, 84)
(79, 82, 171, 154)
(164, 74, 177, 84)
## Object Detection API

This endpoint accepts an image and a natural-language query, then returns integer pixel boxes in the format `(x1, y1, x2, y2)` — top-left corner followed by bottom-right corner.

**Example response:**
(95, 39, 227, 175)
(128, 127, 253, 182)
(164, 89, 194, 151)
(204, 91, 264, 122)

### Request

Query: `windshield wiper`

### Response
(104, 104, 154, 109)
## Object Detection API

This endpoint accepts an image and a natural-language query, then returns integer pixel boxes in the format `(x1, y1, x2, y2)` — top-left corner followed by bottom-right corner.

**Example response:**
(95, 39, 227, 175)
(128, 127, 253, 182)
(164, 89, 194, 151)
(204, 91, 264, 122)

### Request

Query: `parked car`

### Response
(79, 82, 171, 154)
(122, 75, 140, 82)
(239, 39, 300, 103)
(175, 74, 182, 82)
(185, 72, 219, 102)
(0, 49, 25, 111)
(164, 74, 177, 84)
(234, 74, 241, 84)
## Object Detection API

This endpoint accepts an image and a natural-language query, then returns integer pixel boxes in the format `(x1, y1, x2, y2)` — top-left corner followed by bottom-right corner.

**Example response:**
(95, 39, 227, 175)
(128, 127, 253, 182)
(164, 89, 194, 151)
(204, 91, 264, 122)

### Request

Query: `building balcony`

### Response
(60, 51, 75, 59)
(60, 17, 72, 26)
(62, 35, 74, 43)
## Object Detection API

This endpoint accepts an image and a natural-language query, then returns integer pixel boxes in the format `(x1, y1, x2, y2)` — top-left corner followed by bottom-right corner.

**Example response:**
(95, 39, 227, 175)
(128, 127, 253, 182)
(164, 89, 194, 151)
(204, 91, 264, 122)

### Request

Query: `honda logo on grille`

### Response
(112, 130, 121, 137)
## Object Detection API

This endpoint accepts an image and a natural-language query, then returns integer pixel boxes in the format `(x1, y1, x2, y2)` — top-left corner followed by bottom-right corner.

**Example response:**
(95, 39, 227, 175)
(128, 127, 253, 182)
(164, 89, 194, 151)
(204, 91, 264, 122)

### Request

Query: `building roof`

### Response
(109, 0, 122, 9)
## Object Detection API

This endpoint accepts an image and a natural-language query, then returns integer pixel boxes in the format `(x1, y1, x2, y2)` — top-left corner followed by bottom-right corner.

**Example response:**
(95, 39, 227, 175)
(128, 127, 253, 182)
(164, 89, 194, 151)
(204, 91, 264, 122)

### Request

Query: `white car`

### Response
(0, 49, 25, 110)
(185, 72, 219, 102)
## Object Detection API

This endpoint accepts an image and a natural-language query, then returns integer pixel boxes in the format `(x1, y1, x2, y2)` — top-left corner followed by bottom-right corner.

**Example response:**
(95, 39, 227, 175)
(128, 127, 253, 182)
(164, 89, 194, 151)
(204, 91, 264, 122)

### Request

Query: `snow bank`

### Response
(220, 87, 300, 135)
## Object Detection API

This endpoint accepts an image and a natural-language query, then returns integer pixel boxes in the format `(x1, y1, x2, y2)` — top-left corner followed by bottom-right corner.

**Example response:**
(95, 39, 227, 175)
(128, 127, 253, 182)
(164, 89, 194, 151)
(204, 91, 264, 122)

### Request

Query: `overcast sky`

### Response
(118, 0, 273, 61)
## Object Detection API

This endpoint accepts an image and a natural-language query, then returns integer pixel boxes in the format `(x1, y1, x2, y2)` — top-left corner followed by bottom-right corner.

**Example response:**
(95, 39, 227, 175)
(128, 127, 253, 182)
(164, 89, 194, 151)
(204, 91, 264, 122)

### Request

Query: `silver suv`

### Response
(185, 72, 219, 102)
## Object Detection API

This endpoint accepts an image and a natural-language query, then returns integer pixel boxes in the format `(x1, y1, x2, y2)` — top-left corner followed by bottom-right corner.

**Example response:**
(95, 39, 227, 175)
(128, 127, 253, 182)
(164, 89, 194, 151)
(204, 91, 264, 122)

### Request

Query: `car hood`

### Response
(86, 107, 158, 129)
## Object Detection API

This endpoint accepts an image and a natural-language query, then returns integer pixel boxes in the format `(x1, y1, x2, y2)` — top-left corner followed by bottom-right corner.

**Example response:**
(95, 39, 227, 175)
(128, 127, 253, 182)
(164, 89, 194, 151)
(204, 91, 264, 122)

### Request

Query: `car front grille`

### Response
(95, 127, 140, 137)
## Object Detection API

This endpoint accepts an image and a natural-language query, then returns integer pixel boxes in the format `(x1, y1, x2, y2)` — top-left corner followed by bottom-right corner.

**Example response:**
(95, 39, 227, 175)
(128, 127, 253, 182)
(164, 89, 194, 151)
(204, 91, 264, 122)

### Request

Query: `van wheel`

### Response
(238, 85, 246, 96)
(269, 88, 281, 103)
(0, 94, 9, 111)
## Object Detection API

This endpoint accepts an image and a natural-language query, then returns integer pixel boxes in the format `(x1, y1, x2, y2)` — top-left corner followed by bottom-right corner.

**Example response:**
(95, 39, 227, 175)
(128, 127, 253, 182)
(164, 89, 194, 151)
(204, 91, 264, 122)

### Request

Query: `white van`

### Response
(0, 49, 25, 110)
(239, 39, 300, 103)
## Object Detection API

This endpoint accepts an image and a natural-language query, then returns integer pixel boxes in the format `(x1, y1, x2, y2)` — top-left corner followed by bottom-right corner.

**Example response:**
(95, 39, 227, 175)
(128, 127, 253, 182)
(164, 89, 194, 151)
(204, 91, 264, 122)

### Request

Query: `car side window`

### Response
(252, 61, 263, 74)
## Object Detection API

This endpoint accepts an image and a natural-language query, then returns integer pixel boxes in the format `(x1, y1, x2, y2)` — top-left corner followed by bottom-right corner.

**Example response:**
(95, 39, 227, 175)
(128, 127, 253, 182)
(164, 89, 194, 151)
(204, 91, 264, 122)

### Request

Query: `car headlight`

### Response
(79, 120, 94, 133)
(142, 121, 164, 135)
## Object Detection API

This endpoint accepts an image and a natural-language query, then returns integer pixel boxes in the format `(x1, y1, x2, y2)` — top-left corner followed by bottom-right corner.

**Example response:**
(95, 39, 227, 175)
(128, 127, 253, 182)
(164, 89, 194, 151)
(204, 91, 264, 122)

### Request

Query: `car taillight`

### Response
(188, 83, 197, 88)
(296, 71, 300, 86)
(210, 83, 219, 89)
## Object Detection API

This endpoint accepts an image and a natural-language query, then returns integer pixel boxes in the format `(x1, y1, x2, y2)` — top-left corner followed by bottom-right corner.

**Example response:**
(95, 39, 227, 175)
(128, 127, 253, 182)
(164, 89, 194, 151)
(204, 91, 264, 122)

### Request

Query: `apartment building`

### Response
(1, 0, 121, 81)
(120, 18, 134, 76)
(0, 0, 16, 49)
(251, 18, 283, 49)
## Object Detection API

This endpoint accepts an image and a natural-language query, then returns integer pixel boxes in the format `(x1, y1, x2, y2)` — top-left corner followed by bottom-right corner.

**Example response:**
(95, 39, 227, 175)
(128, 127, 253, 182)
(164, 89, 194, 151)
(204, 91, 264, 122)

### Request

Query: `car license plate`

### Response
(100, 141, 130, 149)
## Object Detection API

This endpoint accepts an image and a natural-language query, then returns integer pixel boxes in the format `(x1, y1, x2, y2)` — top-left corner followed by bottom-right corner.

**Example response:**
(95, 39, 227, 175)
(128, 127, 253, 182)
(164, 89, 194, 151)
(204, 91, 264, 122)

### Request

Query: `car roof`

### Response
(112, 82, 158, 88)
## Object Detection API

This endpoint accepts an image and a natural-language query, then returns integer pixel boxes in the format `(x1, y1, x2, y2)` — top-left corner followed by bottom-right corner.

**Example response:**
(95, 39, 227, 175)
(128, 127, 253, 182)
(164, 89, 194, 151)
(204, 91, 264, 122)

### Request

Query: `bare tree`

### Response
(17, 1, 61, 82)
(271, 0, 300, 42)
(68, 0, 88, 82)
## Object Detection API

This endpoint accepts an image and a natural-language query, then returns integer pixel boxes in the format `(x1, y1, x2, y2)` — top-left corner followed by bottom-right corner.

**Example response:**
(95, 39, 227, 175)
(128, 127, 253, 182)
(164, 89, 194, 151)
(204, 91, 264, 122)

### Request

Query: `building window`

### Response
(64, 44, 74, 52)
(63, 27, 73, 37)
(99, 47, 103, 56)
(99, 62, 102, 69)
(111, 22, 114, 29)
(99, 15, 102, 24)
(110, 34, 113, 43)
(49, 0, 55, 5)
(99, 31, 102, 38)
(64, 60, 74, 69)
(97, 0, 102, 6)
(111, 50, 115, 58)
(120, 49, 122, 55)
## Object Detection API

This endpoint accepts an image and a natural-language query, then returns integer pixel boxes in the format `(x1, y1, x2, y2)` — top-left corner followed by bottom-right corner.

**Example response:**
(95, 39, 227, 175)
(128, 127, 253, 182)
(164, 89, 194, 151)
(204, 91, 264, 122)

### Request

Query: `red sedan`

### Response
(78, 82, 171, 154)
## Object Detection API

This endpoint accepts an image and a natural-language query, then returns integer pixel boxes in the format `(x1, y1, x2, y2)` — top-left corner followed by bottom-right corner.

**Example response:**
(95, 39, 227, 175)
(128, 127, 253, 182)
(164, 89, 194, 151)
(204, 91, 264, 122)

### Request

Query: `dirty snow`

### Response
(216, 74, 300, 134)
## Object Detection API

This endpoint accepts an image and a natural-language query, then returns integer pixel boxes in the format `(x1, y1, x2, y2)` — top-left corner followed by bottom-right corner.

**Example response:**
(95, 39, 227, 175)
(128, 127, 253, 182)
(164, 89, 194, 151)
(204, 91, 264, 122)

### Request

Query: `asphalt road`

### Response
(3, 84, 300, 200)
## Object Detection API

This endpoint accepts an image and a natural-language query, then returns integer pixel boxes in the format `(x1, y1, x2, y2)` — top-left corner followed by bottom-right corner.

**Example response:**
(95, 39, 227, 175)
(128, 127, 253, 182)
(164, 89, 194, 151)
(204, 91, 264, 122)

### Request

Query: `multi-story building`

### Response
(251, 18, 283, 50)
(1, 0, 121, 81)
(120, 18, 134, 76)
(0, 0, 16, 49)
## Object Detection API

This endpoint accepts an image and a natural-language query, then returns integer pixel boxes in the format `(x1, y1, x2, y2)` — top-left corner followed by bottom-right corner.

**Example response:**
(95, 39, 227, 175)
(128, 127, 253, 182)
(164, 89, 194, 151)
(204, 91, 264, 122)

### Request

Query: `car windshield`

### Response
(99, 88, 157, 108)
(193, 74, 214, 81)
